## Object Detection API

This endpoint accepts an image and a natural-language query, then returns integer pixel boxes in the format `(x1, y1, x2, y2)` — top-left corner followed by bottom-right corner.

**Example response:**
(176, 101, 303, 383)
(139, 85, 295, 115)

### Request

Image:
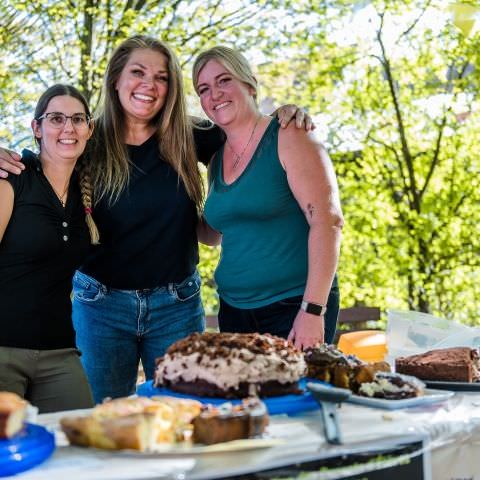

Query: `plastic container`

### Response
(385, 309, 480, 367)
(0, 423, 55, 477)
(337, 330, 387, 362)
(137, 379, 322, 415)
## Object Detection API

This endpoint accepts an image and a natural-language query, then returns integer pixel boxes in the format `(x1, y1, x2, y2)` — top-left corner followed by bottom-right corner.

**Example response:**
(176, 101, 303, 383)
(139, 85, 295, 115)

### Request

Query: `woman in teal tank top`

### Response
(193, 46, 344, 349)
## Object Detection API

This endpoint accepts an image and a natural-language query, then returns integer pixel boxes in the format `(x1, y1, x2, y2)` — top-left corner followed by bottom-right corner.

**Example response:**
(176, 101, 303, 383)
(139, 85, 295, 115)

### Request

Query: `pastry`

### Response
(61, 396, 202, 451)
(0, 392, 28, 439)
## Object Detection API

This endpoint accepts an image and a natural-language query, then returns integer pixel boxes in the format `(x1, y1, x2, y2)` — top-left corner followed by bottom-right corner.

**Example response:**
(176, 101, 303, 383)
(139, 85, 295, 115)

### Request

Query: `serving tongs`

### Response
(307, 383, 351, 445)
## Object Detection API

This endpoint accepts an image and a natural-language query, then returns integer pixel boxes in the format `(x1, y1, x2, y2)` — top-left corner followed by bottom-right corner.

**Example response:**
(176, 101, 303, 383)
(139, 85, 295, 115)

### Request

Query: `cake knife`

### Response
(306, 383, 351, 445)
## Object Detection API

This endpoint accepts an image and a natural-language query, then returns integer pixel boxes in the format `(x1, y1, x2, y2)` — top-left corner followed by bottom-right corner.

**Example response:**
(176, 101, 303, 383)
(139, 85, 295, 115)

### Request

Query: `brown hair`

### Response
(34, 84, 99, 244)
(91, 35, 203, 208)
(192, 46, 258, 100)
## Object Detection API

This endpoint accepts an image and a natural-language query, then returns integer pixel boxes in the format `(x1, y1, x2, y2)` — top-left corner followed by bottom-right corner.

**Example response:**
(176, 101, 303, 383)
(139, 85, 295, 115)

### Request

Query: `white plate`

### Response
(347, 388, 454, 410)
(116, 437, 285, 457)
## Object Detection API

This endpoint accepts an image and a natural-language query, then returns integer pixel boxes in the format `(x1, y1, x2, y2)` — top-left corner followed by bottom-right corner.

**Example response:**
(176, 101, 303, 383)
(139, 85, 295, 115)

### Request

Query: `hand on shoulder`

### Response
(278, 122, 325, 171)
(0, 148, 24, 178)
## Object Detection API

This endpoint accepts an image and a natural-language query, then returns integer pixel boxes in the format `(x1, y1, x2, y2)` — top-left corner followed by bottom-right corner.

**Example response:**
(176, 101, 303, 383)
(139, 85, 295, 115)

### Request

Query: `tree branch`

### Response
(367, 133, 411, 208)
(418, 110, 449, 200)
(376, 12, 419, 212)
(398, 0, 433, 40)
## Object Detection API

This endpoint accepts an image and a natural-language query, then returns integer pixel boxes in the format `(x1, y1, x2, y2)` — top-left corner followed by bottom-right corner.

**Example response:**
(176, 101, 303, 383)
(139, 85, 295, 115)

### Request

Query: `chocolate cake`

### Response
(395, 347, 480, 383)
(154, 332, 306, 398)
(304, 344, 390, 393)
(358, 372, 425, 399)
(0, 392, 28, 439)
(304, 344, 351, 383)
(192, 397, 268, 445)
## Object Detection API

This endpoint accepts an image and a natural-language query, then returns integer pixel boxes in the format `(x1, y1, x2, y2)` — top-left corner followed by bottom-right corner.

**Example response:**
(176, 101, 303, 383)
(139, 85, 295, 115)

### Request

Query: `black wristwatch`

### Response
(301, 300, 327, 316)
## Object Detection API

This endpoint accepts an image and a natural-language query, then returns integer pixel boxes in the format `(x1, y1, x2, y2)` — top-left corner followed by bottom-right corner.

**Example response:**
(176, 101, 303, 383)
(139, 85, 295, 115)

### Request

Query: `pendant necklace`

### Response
(227, 115, 261, 171)
(44, 173, 69, 207)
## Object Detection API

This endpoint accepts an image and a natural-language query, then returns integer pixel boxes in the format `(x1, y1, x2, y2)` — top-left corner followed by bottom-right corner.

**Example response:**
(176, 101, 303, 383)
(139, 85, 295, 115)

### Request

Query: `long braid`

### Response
(79, 161, 100, 245)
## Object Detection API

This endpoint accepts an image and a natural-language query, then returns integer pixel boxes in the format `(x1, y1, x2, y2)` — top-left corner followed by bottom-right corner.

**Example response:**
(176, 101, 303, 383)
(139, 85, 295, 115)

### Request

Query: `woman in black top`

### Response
(0, 84, 96, 413)
(0, 36, 315, 405)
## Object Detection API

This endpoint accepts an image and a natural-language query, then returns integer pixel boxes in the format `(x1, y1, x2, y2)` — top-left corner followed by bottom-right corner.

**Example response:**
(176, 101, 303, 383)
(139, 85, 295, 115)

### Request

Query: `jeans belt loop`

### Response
(168, 282, 174, 295)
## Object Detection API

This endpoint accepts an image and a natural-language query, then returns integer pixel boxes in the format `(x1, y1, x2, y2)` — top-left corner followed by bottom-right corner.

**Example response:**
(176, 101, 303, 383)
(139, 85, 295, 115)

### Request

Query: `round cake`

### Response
(154, 332, 306, 398)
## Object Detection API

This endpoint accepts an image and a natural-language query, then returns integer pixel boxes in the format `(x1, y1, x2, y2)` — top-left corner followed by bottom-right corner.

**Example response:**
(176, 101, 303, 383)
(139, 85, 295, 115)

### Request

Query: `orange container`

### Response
(337, 330, 387, 362)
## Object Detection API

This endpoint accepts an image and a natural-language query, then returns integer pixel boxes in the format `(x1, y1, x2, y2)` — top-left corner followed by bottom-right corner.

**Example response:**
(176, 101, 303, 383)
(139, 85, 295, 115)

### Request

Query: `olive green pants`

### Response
(0, 347, 94, 413)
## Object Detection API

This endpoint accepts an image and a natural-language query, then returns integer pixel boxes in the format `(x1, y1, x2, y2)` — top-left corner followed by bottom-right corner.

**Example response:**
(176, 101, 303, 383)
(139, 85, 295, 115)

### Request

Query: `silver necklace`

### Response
(227, 116, 261, 170)
(44, 173, 69, 207)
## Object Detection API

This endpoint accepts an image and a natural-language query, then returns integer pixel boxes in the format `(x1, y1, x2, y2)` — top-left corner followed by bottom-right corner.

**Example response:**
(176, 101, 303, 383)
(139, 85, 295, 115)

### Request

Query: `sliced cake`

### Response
(192, 397, 268, 445)
(358, 372, 425, 399)
(395, 347, 480, 383)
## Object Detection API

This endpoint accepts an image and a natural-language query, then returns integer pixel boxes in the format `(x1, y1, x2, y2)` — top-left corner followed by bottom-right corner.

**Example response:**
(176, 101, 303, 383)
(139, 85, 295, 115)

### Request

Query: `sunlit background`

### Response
(0, 0, 478, 322)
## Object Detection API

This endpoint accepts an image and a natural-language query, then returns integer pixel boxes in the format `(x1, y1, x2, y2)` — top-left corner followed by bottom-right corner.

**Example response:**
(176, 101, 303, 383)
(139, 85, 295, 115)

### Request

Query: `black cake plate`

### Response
(424, 380, 480, 392)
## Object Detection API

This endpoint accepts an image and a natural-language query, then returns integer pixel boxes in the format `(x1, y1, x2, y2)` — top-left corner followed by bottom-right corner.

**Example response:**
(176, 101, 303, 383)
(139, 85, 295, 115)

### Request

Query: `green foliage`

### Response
(0, 0, 291, 115)
(257, 0, 479, 321)
(198, 243, 220, 315)
(0, 0, 478, 323)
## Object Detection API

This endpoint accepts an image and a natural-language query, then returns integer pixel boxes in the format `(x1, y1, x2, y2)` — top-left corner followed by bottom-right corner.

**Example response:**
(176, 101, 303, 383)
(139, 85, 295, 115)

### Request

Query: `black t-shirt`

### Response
(80, 124, 224, 289)
(0, 150, 90, 349)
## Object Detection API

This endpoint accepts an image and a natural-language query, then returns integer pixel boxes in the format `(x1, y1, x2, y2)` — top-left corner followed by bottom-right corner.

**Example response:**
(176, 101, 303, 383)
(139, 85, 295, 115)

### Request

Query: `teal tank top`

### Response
(204, 119, 309, 308)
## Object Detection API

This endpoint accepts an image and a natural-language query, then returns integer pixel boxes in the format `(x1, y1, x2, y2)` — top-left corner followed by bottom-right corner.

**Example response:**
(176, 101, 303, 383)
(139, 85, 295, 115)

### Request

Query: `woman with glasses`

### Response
(0, 36, 311, 404)
(0, 84, 95, 413)
(193, 47, 344, 349)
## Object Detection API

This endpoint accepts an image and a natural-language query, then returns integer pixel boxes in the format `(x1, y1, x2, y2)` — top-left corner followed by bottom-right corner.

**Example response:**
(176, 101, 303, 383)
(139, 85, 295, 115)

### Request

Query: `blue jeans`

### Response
(72, 270, 205, 403)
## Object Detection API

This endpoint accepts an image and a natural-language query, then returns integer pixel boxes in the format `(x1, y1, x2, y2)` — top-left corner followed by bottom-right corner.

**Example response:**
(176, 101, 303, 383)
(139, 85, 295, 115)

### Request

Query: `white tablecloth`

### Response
(13, 392, 480, 480)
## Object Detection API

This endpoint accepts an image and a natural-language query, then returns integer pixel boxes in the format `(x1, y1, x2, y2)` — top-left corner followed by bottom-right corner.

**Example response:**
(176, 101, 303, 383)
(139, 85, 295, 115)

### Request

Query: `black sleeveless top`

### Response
(0, 150, 90, 349)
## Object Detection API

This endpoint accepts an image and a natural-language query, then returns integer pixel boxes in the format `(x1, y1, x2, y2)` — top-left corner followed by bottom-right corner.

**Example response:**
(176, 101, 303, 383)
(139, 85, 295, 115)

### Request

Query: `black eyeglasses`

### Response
(36, 112, 91, 129)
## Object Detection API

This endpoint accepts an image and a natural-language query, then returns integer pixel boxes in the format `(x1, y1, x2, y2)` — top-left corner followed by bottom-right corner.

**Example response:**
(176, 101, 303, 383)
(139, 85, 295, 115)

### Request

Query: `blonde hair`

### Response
(79, 161, 100, 244)
(91, 35, 203, 208)
(34, 84, 99, 244)
(192, 46, 258, 100)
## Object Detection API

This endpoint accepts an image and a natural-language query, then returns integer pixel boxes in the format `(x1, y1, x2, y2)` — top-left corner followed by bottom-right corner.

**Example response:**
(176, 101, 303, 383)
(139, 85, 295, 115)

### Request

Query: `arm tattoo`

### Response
(306, 203, 315, 218)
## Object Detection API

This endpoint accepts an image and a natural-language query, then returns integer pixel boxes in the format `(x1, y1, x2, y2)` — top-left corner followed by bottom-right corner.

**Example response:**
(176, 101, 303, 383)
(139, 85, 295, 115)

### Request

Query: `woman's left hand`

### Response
(276, 104, 315, 131)
(287, 310, 324, 350)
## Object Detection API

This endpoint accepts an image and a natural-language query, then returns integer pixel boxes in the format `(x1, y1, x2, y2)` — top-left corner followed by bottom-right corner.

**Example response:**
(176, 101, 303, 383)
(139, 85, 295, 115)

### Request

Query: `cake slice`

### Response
(304, 344, 391, 392)
(304, 344, 348, 383)
(395, 347, 480, 383)
(61, 396, 202, 451)
(61, 413, 158, 451)
(192, 397, 268, 445)
(358, 372, 425, 399)
(0, 392, 28, 439)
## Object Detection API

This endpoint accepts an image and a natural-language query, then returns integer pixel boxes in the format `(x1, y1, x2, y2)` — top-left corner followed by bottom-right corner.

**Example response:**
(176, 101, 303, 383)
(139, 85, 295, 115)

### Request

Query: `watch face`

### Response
(308, 303, 323, 315)
(302, 301, 326, 316)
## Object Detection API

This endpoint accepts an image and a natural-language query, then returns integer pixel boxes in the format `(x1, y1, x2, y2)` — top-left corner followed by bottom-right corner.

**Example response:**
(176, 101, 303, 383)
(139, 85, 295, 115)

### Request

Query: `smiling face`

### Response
(115, 48, 169, 126)
(32, 95, 93, 164)
(196, 59, 256, 127)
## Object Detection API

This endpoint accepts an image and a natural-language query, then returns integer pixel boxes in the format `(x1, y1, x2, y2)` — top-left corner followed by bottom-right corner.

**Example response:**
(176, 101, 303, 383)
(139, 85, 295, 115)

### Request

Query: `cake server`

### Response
(306, 383, 351, 445)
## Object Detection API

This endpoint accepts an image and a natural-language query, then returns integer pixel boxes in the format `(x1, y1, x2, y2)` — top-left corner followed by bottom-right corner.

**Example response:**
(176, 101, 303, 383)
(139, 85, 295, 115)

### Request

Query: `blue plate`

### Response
(137, 378, 325, 415)
(0, 424, 55, 477)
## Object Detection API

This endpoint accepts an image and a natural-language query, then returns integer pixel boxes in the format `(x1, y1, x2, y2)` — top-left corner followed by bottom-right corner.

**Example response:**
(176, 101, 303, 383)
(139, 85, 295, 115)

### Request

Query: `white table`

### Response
(13, 392, 480, 480)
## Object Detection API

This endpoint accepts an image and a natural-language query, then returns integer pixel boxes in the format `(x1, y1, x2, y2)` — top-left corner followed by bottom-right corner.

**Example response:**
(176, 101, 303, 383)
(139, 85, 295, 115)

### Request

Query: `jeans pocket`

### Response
(72, 271, 104, 303)
(174, 273, 201, 302)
